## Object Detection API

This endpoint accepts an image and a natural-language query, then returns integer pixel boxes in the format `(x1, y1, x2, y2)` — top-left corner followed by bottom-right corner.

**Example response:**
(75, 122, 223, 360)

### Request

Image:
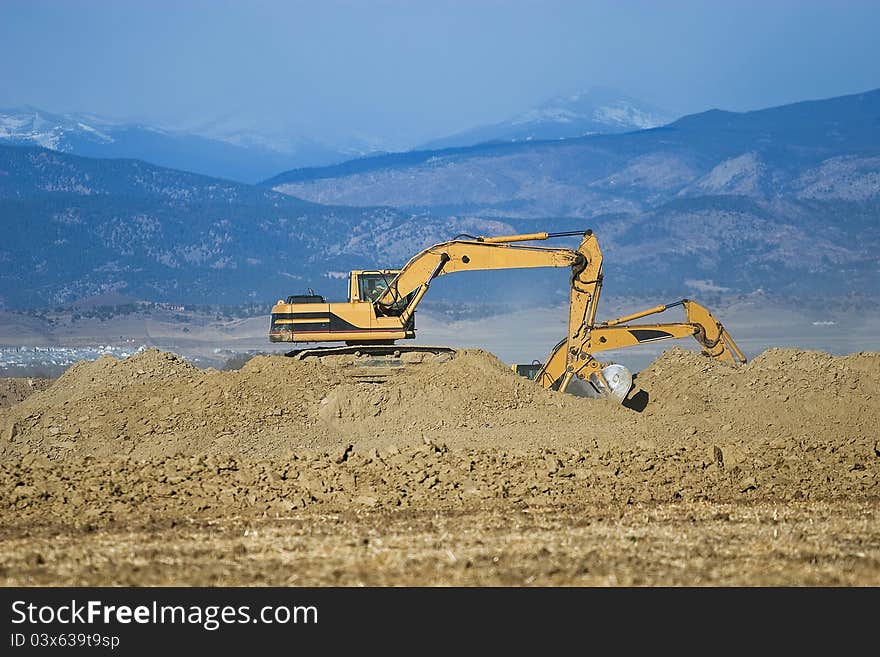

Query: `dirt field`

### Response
(1, 347, 878, 585)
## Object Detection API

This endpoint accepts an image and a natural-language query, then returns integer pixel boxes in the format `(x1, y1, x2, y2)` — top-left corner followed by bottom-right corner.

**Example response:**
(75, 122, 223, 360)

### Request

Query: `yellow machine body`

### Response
(270, 229, 746, 401)
(269, 270, 415, 344)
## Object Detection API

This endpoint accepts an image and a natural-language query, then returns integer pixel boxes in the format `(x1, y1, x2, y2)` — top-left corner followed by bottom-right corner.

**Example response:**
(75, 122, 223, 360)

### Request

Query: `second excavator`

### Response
(269, 229, 745, 402)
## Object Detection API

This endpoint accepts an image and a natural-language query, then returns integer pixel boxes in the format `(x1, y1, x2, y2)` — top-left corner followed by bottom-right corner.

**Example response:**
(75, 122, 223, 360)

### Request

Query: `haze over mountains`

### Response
(421, 87, 672, 150)
(0, 88, 670, 184)
(267, 89, 880, 213)
(0, 107, 354, 183)
(1, 89, 878, 310)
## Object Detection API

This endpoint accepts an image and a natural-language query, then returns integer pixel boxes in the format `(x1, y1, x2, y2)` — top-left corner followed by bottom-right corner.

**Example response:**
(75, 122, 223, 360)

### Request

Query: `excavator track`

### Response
(285, 345, 456, 385)
(284, 344, 456, 360)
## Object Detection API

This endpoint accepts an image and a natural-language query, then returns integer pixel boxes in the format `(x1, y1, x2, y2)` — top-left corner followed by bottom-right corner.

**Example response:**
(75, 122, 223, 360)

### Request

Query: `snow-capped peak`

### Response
(0, 107, 115, 151)
(513, 86, 671, 133)
(420, 86, 674, 150)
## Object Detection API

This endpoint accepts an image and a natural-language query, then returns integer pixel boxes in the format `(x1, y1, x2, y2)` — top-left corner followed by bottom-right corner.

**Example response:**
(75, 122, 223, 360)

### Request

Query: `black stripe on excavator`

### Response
(629, 329, 675, 343)
(271, 312, 331, 332)
(271, 312, 330, 320)
(273, 326, 332, 333)
(271, 312, 375, 333)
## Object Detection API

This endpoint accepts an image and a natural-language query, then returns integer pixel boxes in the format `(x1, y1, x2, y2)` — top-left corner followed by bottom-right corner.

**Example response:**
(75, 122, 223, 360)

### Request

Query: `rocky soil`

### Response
(0, 377, 52, 410)
(1, 347, 878, 585)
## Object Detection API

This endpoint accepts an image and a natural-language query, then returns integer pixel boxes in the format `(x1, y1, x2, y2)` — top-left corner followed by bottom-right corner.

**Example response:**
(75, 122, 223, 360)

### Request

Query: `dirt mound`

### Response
(0, 348, 582, 460)
(631, 347, 880, 450)
(1, 346, 878, 515)
(2, 346, 879, 462)
(0, 377, 52, 409)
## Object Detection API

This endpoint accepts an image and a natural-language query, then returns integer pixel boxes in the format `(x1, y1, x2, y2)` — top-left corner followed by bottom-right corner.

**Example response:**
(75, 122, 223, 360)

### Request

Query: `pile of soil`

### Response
(1, 347, 878, 460)
(0, 377, 52, 409)
(0, 349, 584, 460)
(0, 347, 877, 526)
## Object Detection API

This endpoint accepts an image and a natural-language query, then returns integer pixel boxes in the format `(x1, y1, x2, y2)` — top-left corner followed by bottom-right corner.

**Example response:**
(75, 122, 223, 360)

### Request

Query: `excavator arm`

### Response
(374, 230, 591, 325)
(535, 296, 746, 401)
(589, 299, 746, 362)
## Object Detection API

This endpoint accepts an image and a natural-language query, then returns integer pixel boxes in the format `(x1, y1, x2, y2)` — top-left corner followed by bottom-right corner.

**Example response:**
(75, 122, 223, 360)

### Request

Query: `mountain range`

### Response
(265, 89, 880, 214)
(262, 89, 880, 299)
(1, 89, 878, 310)
(0, 144, 514, 309)
(420, 86, 672, 150)
(0, 107, 351, 184)
(0, 88, 669, 184)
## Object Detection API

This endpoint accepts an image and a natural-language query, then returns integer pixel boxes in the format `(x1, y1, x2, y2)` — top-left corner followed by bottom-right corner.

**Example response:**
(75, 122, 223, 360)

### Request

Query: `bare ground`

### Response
(1, 347, 878, 586)
(2, 501, 877, 586)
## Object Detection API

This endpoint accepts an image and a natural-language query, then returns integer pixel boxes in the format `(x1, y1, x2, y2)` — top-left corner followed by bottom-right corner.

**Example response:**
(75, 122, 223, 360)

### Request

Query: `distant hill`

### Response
(0, 144, 512, 309)
(420, 86, 672, 149)
(262, 89, 880, 299)
(3, 88, 879, 310)
(264, 89, 880, 213)
(0, 107, 350, 183)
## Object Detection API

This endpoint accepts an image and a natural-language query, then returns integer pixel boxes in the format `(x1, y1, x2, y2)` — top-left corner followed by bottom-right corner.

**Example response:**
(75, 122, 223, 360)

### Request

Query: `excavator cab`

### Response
(355, 272, 395, 303)
(350, 270, 418, 315)
(349, 270, 394, 302)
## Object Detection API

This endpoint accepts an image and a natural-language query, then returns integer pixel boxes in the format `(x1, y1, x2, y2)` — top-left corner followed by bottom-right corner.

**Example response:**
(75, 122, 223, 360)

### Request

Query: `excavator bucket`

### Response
(562, 363, 633, 403)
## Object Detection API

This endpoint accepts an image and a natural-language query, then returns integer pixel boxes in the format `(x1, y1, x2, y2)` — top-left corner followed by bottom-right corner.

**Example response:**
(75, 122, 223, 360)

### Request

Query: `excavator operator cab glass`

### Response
(358, 273, 391, 302)
(356, 272, 419, 316)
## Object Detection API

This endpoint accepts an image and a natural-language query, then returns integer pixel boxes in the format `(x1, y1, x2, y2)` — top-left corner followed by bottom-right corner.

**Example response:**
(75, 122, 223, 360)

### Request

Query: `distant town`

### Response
(0, 345, 148, 377)
(0, 344, 259, 377)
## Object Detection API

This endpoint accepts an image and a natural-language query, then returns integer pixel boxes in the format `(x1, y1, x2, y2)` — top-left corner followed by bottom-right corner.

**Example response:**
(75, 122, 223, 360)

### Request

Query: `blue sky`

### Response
(2, 0, 878, 147)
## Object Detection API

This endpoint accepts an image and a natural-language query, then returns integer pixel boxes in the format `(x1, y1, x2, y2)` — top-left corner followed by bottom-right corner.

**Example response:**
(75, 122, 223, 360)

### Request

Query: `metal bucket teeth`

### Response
(562, 363, 633, 403)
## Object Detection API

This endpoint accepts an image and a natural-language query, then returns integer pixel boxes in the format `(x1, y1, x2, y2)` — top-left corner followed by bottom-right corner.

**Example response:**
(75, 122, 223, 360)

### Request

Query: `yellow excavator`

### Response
(269, 229, 745, 402)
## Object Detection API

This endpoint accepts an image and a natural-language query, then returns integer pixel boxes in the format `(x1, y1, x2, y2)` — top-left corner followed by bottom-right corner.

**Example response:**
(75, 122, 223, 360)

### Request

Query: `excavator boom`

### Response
(269, 230, 590, 346)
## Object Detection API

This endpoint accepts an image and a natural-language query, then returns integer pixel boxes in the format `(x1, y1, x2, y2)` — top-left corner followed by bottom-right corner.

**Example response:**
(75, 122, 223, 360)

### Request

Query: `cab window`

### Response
(358, 274, 391, 302)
